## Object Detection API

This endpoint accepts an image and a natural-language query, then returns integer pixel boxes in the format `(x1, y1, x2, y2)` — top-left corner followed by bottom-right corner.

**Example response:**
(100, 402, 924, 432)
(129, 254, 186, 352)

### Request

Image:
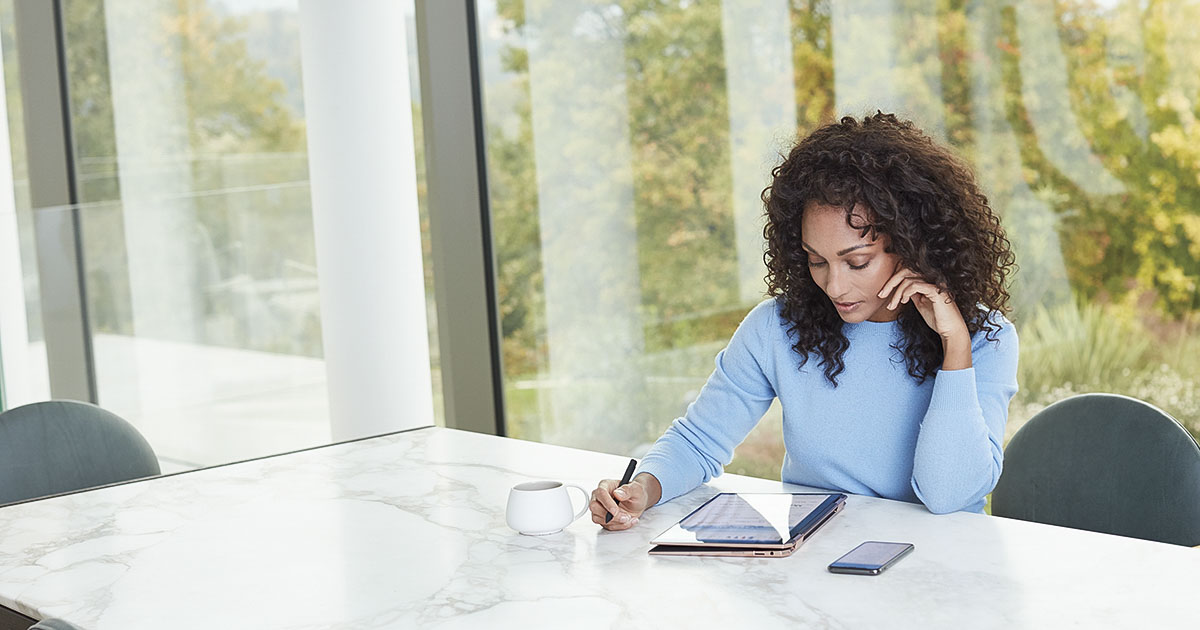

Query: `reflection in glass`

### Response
(525, 0, 645, 453)
(0, 0, 51, 408)
(721, 0, 796, 304)
(665, 493, 837, 544)
(71, 0, 325, 468)
(831, 0, 946, 139)
(479, 1, 1200, 480)
(1013, 1, 1125, 197)
(679, 494, 785, 543)
(0, 0, 438, 469)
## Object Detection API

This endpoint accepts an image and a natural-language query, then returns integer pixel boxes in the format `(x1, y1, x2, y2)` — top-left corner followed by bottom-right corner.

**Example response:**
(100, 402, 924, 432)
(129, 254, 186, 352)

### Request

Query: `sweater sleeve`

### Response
(637, 300, 779, 503)
(910, 314, 1019, 514)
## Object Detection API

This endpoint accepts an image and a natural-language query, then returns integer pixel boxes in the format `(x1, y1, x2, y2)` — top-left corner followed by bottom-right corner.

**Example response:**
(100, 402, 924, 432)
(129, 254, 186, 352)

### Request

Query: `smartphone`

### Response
(827, 541, 914, 575)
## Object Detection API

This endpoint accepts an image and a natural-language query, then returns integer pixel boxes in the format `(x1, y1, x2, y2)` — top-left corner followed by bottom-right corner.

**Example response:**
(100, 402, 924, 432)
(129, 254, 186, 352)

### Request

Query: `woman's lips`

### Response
(834, 301, 861, 313)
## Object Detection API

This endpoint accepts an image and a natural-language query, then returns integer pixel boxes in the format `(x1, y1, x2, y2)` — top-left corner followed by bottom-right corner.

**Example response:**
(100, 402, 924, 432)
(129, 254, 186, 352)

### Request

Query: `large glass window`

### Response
(0, 0, 439, 471)
(477, 0, 1200, 480)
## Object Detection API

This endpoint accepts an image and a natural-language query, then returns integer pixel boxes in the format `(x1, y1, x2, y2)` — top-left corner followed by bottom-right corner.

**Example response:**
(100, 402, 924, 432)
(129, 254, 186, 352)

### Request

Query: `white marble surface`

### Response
(0, 426, 1197, 629)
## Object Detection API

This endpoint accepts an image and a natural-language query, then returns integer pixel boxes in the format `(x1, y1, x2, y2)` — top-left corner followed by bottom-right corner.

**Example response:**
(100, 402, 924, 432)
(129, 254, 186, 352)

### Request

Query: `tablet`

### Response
(648, 492, 846, 557)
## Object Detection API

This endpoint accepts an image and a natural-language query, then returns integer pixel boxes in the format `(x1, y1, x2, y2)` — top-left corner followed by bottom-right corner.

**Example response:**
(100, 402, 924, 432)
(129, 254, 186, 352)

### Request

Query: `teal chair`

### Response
(0, 400, 160, 506)
(992, 393, 1200, 546)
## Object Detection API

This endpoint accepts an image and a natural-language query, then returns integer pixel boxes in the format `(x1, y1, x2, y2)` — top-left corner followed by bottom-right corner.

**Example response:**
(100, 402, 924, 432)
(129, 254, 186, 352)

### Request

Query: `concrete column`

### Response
(299, 0, 433, 440)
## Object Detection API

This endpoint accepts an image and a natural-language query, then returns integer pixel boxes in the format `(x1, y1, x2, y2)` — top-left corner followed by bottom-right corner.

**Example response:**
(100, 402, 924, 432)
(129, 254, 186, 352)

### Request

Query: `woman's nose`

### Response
(825, 266, 848, 298)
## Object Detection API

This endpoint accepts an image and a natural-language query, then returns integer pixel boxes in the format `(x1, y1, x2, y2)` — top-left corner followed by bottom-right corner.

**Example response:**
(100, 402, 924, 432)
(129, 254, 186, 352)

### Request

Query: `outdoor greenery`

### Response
(486, 0, 1200, 464)
(51, 0, 317, 355)
(4, 1, 1197, 474)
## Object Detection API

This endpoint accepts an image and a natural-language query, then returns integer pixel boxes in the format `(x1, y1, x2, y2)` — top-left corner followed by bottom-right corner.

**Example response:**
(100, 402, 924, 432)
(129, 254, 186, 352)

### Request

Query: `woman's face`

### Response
(800, 203, 903, 323)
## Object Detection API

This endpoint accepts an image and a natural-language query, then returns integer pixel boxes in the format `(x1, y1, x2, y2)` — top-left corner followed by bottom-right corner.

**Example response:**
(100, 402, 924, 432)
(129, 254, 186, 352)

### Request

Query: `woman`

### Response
(590, 112, 1019, 530)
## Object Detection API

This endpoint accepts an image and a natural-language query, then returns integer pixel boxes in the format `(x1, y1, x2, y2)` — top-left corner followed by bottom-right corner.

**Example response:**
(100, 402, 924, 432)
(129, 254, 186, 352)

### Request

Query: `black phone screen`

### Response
(828, 541, 914, 573)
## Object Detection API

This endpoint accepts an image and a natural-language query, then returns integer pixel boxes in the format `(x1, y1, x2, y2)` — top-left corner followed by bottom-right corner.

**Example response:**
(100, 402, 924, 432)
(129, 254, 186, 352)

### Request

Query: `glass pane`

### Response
(0, 0, 439, 470)
(478, 0, 1200, 480)
(0, 0, 51, 410)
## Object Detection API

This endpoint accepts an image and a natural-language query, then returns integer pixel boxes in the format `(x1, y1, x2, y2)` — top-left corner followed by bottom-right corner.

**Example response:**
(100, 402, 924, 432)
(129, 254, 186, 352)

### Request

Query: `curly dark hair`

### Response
(761, 112, 1016, 385)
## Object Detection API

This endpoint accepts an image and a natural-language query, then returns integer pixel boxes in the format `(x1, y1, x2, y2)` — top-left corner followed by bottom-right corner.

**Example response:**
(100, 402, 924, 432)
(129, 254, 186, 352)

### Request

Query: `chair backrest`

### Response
(0, 400, 161, 506)
(992, 393, 1200, 546)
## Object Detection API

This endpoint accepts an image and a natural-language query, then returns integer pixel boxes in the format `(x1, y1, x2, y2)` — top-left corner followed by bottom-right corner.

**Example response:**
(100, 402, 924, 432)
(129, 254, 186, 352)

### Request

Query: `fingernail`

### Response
(614, 488, 627, 498)
(632, 517, 639, 525)
(619, 514, 629, 523)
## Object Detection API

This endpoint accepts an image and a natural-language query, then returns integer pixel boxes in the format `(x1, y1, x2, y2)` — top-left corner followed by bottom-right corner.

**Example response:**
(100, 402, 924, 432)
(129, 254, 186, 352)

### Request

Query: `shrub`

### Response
(1010, 299, 1199, 442)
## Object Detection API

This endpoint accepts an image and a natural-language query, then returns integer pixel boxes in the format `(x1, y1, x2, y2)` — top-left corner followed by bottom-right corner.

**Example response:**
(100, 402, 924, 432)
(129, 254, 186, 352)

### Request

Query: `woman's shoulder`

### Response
(729, 298, 788, 347)
(741, 297, 787, 330)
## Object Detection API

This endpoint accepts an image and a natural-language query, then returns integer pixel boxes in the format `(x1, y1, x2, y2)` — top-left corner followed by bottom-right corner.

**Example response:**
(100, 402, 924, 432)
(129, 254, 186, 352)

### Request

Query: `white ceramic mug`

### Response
(505, 480, 590, 535)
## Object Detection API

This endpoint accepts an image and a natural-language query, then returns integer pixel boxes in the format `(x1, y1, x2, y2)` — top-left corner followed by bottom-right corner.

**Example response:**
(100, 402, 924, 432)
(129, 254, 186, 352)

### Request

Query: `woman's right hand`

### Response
(590, 473, 661, 531)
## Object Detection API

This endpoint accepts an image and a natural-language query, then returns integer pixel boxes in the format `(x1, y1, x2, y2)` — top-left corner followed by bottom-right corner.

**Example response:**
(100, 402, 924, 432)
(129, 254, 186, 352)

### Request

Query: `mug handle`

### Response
(565, 485, 590, 523)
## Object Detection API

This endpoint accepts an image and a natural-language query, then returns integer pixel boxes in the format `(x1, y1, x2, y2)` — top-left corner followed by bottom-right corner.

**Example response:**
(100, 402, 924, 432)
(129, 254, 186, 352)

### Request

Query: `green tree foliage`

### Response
(63, 0, 305, 196)
(492, 0, 1200, 341)
(995, 1, 1200, 315)
(487, 0, 1200, 443)
(623, 1, 737, 331)
(168, 2, 305, 155)
(492, 0, 835, 375)
(488, 1, 544, 378)
(60, 0, 315, 353)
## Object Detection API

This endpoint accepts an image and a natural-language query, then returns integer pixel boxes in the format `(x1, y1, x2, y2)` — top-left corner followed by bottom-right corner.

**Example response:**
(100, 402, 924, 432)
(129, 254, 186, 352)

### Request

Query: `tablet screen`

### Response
(651, 493, 842, 546)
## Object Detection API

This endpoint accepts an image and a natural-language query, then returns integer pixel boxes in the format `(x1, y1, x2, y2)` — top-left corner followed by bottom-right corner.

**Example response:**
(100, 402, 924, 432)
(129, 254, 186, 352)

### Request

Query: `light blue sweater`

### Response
(638, 298, 1020, 514)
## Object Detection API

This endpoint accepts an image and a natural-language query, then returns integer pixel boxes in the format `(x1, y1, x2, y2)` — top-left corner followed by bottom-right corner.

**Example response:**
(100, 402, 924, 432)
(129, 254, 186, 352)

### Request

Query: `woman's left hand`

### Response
(877, 267, 968, 342)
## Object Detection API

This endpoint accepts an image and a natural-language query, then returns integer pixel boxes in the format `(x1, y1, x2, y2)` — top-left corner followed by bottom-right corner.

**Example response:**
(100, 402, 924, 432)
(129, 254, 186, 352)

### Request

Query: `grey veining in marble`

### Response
(0, 427, 1197, 629)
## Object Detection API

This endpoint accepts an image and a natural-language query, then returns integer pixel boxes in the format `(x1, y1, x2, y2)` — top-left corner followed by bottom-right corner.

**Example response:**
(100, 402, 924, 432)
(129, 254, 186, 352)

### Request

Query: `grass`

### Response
(1009, 299, 1200, 443)
(1015, 300, 1151, 398)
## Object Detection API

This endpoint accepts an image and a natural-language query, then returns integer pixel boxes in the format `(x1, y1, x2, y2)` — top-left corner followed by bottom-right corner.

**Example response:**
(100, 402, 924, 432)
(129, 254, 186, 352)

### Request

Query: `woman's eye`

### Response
(849, 260, 871, 270)
(807, 260, 827, 268)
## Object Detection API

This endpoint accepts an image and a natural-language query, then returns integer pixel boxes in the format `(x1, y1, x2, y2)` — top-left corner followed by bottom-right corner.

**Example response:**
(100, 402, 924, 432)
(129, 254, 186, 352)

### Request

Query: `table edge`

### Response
(0, 425, 438, 511)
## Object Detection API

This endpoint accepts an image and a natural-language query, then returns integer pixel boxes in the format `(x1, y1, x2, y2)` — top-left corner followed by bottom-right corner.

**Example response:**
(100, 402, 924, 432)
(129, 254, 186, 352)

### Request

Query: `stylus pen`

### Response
(605, 458, 639, 523)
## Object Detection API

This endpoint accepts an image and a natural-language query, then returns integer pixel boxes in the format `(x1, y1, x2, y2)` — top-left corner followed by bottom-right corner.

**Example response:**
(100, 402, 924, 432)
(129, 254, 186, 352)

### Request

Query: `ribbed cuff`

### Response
(635, 457, 684, 505)
(926, 367, 980, 415)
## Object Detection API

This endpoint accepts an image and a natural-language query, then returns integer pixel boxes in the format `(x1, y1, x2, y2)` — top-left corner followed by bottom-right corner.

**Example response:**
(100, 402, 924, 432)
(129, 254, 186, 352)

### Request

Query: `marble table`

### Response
(0, 426, 1196, 629)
